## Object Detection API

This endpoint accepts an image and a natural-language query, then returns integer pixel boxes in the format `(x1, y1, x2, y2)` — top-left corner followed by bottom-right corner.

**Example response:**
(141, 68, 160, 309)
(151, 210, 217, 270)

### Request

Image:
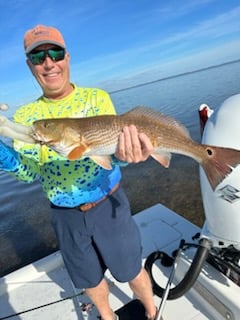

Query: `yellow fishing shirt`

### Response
(12, 85, 123, 207)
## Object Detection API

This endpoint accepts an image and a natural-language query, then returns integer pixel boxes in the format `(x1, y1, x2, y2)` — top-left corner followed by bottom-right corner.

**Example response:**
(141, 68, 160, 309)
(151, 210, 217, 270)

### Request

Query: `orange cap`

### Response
(24, 25, 66, 53)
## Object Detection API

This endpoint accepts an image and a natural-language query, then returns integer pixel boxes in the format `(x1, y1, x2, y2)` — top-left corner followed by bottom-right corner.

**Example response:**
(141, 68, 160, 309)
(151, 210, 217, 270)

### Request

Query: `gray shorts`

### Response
(50, 186, 142, 289)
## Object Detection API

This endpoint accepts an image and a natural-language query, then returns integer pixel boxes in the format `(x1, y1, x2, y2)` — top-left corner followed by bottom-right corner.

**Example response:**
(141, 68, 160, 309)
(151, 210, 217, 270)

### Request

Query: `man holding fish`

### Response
(0, 25, 157, 320)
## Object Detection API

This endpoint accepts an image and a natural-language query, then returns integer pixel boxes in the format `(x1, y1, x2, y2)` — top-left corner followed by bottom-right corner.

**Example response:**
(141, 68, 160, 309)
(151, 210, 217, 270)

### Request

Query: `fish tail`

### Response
(201, 145, 240, 190)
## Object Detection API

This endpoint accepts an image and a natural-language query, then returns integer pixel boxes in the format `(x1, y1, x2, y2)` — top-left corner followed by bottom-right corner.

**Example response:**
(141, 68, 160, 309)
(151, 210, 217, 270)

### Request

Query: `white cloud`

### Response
(69, 3, 240, 88)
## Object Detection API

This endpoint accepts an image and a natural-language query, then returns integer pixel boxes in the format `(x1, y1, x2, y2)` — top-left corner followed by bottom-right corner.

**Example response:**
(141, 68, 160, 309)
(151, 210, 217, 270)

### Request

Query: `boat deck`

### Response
(0, 204, 239, 319)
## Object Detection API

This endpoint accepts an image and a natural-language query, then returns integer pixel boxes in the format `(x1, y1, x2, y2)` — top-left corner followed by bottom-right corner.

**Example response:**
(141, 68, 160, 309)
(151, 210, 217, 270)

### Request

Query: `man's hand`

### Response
(114, 125, 153, 163)
(0, 116, 34, 143)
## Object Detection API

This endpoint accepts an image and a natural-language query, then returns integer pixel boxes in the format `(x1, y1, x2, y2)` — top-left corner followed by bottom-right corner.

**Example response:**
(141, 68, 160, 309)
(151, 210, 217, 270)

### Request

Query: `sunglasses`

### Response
(27, 48, 66, 65)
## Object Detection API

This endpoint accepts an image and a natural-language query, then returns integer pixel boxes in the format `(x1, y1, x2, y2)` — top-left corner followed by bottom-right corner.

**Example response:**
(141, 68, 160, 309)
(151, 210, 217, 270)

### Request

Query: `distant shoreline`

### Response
(110, 59, 240, 94)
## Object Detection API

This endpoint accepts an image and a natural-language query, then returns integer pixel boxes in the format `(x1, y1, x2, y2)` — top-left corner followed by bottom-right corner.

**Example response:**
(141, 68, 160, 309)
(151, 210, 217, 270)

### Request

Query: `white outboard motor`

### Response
(200, 94, 240, 250)
(145, 95, 240, 300)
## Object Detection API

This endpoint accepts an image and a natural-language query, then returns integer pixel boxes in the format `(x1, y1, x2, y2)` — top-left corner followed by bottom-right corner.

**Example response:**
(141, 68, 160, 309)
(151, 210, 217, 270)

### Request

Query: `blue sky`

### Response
(0, 0, 240, 113)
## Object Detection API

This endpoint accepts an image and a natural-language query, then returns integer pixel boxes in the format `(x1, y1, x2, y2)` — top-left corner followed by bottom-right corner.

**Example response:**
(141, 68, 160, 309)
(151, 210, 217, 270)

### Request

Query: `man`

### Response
(0, 25, 157, 320)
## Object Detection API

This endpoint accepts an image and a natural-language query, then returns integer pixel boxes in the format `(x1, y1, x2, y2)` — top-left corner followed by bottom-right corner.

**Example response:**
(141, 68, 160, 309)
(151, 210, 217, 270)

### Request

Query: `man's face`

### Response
(27, 44, 71, 99)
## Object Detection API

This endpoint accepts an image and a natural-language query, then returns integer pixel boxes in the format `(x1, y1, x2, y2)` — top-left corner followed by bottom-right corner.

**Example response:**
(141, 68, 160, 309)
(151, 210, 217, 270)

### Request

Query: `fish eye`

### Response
(43, 122, 51, 129)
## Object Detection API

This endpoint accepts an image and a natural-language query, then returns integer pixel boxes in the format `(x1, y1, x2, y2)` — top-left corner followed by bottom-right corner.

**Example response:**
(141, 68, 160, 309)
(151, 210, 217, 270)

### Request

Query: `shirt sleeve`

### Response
(10, 152, 40, 182)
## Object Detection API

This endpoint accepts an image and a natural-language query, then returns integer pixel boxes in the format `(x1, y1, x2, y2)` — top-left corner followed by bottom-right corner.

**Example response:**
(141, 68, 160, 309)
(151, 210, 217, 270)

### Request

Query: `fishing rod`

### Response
(155, 239, 185, 320)
(0, 291, 85, 319)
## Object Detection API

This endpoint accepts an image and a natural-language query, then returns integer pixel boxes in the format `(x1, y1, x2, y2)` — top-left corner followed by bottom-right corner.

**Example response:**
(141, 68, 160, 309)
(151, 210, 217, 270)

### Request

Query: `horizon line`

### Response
(109, 58, 240, 95)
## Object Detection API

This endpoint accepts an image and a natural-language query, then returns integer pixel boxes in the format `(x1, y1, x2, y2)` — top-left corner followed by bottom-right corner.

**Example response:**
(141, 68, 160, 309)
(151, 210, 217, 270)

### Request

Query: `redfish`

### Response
(31, 106, 240, 190)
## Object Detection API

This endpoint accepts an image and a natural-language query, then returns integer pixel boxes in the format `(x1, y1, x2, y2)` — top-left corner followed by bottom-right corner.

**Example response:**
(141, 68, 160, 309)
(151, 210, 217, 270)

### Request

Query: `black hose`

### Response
(145, 238, 212, 300)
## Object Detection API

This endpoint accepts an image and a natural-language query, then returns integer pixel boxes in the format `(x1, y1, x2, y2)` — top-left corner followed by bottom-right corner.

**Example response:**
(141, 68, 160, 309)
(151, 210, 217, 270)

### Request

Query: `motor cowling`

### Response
(145, 94, 240, 300)
(200, 94, 240, 250)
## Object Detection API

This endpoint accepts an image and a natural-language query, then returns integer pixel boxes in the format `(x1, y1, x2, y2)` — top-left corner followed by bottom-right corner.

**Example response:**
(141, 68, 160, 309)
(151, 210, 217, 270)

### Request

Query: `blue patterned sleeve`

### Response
(0, 140, 40, 181)
(0, 140, 19, 171)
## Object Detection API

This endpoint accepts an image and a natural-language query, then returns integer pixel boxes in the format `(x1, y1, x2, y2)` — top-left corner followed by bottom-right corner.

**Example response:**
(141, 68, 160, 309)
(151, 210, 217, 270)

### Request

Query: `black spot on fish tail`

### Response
(201, 145, 240, 190)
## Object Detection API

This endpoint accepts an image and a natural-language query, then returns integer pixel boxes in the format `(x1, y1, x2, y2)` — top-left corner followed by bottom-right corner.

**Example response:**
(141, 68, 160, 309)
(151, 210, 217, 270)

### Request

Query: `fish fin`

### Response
(124, 106, 190, 138)
(151, 152, 171, 168)
(201, 145, 240, 190)
(90, 155, 112, 170)
(68, 146, 87, 160)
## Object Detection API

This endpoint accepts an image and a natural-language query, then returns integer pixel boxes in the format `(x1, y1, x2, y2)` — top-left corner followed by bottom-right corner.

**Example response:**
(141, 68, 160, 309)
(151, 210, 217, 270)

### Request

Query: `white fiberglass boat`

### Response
(1, 94, 240, 320)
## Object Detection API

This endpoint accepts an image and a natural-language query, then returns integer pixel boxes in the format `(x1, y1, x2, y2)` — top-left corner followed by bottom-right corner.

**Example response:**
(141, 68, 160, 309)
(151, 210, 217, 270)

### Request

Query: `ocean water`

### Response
(0, 60, 240, 276)
(111, 60, 240, 140)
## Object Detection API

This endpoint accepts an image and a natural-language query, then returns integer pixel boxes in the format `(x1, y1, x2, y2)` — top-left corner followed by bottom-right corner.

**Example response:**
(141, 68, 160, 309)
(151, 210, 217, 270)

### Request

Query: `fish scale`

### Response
(21, 106, 240, 190)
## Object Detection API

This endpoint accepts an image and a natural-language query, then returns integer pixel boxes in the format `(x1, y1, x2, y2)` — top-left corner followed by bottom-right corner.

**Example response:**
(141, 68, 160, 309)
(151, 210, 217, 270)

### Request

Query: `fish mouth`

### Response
(31, 131, 55, 146)
(39, 140, 48, 146)
(38, 138, 56, 146)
